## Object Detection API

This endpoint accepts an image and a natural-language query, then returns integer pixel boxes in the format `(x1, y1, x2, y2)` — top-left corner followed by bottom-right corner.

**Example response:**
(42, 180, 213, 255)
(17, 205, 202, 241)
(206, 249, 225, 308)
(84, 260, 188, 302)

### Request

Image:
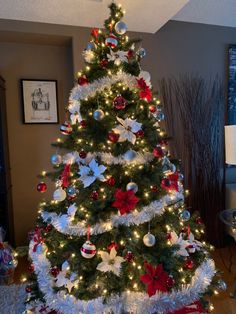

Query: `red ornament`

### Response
(60, 121, 72, 135)
(79, 150, 87, 159)
(105, 33, 118, 48)
(45, 224, 52, 232)
(166, 276, 175, 289)
(151, 185, 158, 193)
(37, 182, 47, 193)
(25, 286, 32, 293)
(196, 217, 203, 225)
(140, 261, 169, 297)
(149, 105, 156, 113)
(78, 76, 88, 86)
(127, 49, 134, 59)
(91, 28, 99, 39)
(50, 267, 60, 278)
(107, 177, 116, 186)
(80, 120, 87, 128)
(112, 189, 139, 215)
(108, 131, 119, 143)
(107, 241, 119, 251)
(166, 232, 172, 240)
(91, 191, 99, 200)
(100, 59, 108, 68)
(137, 78, 152, 102)
(184, 259, 194, 269)
(113, 95, 127, 110)
(136, 129, 144, 138)
(153, 146, 164, 158)
(125, 251, 134, 262)
(28, 264, 34, 273)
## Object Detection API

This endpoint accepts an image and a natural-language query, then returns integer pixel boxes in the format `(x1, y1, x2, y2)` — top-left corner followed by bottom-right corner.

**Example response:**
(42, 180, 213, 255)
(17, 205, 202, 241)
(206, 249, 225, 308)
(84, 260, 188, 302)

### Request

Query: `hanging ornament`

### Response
(113, 95, 127, 110)
(50, 267, 60, 278)
(105, 33, 118, 48)
(196, 217, 203, 225)
(100, 59, 108, 68)
(180, 210, 191, 222)
(217, 279, 227, 291)
(166, 276, 175, 289)
(25, 286, 32, 293)
(60, 122, 72, 135)
(93, 109, 105, 121)
(108, 131, 119, 143)
(87, 41, 95, 50)
(114, 21, 127, 35)
(67, 186, 77, 198)
(79, 150, 87, 159)
(155, 107, 165, 121)
(51, 154, 62, 166)
(107, 241, 119, 251)
(125, 251, 134, 262)
(137, 47, 146, 58)
(45, 224, 52, 232)
(81, 226, 96, 259)
(28, 264, 34, 273)
(91, 191, 99, 200)
(184, 258, 194, 269)
(53, 187, 67, 202)
(178, 172, 184, 181)
(136, 129, 144, 138)
(80, 120, 87, 128)
(126, 182, 138, 193)
(162, 157, 176, 174)
(37, 182, 47, 193)
(106, 176, 116, 186)
(143, 232, 156, 247)
(153, 145, 164, 158)
(151, 185, 158, 193)
(149, 105, 156, 113)
(78, 76, 88, 86)
(123, 150, 137, 161)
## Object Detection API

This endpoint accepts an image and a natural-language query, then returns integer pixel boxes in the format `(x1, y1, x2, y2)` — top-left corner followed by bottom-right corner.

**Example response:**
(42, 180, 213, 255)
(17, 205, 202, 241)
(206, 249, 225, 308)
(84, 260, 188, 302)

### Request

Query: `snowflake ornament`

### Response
(79, 158, 106, 187)
(113, 117, 142, 144)
(96, 247, 125, 276)
(169, 231, 189, 257)
(107, 49, 128, 66)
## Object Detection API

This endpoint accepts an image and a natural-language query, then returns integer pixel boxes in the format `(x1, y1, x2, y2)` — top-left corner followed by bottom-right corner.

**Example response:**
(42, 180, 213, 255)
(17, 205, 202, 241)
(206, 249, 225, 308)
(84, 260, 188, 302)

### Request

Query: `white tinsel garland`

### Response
(29, 240, 216, 314)
(42, 191, 184, 237)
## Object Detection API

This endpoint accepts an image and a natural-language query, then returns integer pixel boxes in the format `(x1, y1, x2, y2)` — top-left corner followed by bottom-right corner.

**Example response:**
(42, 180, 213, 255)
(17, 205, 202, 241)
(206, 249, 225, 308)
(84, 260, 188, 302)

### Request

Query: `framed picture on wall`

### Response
(21, 79, 59, 124)
(228, 45, 236, 124)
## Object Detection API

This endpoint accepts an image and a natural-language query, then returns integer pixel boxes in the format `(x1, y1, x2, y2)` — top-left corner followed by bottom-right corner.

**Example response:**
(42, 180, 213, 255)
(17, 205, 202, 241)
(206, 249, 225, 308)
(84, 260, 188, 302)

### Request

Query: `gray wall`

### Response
(0, 18, 236, 245)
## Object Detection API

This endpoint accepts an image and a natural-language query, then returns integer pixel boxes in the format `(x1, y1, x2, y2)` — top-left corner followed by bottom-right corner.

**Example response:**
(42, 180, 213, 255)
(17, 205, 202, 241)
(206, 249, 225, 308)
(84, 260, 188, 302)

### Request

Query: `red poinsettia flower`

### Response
(162, 172, 179, 192)
(137, 78, 153, 102)
(140, 261, 169, 297)
(112, 189, 139, 215)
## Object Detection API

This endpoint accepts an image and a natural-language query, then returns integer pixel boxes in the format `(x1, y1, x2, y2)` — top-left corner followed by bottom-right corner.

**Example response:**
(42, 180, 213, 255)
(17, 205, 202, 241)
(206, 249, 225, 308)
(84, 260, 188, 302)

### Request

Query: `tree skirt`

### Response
(0, 284, 26, 314)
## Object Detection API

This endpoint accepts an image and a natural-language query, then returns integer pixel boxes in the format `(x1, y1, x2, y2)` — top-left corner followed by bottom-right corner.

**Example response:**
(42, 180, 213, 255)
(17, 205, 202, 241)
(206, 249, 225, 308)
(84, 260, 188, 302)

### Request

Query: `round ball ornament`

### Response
(136, 129, 144, 138)
(124, 150, 137, 162)
(53, 187, 67, 202)
(25, 286, 32, 293)
(114, 21, 128, 35)
(137, 47, 146, 58)
(180, 210, 191, 222)
(105, 34, 118, 48)
(153, 146, 164, 158)
(80, 120, 87, 128)
(93, 109, 105, 121)
(80, 240, 96, 259)
(217, 279, 227, 291)
(126, 182, 138, 193)
(184, 258, 194, 269)
(143, 232, 156, 247)
(108, 131, 119, 143)
(37, 182, 47, 193)
(107, 176, 116, 186)
(125, 251, 134, 262)
(166, 276, 175, 289)
(50, 267, 60, 278)
(60, 122, 72, 135)
(67, 186, 77, 198)
(79, 150, 87, 159)
(51, 154, 62, 166)
(87, 41, 95, 50)
(113, 95, 127, 110)
(28, 264, 34, 273)
(91, 191, 99, 200)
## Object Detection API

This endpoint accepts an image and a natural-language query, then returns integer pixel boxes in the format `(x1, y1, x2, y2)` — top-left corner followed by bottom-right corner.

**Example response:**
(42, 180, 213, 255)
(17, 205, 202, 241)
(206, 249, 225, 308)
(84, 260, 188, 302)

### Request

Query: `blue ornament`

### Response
(93, 109, 105, 121)
(87, 42, 95, 50)
(180, 210, 191, 221)
(137, 48, 146, 58)
(67, 186, 77, 198)
(51, 154, 62, 166)
(124, 150, 137, 161)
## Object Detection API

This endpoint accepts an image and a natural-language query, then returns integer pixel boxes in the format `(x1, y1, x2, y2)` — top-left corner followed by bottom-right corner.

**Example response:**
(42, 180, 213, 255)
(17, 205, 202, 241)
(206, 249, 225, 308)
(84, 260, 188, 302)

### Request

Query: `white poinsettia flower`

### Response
(96, 247, 125, 277)
(57, 203, 77, 229)
(63, 151, 79, 165)
(187, 232, 203, 253)
(82, 49, 95, 63)
(170, 231, 189, 257)
(79, 159, 106, 188)
(113, 117, 142, 144)
(68, 100, 82, 124)
(107, 49, 128, 66)
(55, 261, 79, 293)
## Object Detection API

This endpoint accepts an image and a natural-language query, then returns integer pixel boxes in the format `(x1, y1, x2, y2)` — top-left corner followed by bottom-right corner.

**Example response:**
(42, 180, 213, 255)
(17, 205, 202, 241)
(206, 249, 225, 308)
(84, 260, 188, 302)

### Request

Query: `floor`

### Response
(13, 244, 236, 314)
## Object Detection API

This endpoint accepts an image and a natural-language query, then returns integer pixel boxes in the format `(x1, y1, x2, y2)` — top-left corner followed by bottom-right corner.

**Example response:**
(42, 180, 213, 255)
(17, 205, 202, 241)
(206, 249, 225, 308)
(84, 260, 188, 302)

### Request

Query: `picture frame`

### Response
(21, 79, 59, 124)
(228, 45, 236, 124)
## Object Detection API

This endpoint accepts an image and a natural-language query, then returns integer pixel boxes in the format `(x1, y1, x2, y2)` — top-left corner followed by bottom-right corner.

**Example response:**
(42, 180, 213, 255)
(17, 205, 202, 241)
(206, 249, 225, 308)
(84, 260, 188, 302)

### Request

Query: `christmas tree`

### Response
(25, 3, 225, 313)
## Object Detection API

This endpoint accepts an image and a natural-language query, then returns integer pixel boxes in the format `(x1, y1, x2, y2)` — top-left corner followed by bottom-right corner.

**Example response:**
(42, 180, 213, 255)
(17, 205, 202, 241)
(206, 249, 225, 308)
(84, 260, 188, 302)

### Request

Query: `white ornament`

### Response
(79, 158, 106, 188)
(169, 231, 189, 257)
(93, 109, 105, 121)
(80, 240, 96, 258)
(53, 187, 66, 201)
(96, 247, 125, 276)
(143, 232, 156, 247)
(113, 117, 142, 144)
(107, 49, 128, 66)
(126, 182, 138, 193)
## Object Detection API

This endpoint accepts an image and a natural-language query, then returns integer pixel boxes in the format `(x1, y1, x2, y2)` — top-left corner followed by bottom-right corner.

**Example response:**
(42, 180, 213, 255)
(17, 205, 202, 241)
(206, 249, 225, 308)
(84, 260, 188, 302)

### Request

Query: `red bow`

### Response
(61, 164, 71, 188)
(137, 78, 152, 102)
(33, 229, 44, 252)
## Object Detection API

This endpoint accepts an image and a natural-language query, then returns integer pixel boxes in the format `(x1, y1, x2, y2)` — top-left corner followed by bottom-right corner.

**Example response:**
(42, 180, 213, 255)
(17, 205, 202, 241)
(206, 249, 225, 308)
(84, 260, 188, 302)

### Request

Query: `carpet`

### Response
(0, 284, 26, 314)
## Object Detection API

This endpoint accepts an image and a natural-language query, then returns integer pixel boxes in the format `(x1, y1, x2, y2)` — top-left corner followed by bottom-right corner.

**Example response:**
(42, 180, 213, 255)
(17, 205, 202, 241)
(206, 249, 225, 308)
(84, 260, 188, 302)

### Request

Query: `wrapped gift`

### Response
(0, 227, 18, 285)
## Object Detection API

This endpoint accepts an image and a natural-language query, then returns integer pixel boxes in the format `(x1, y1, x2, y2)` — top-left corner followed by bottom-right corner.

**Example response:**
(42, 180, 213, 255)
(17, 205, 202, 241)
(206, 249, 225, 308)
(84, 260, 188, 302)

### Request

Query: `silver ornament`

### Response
(162, 157, 176, 174)
(126, 182, 138, 193)
(87, 41, 95, 50)
(51, 154, 62, 166)
(124, 150, 137, 161)
(137, 47, 146, 58)
(115, 21, 128, 35)
(217, 279, 227, 291)
(93, 109, 105, 121)
(143, 232, 156, 247)
(53, 188, 67, 202)
(180, 210, 191, 221)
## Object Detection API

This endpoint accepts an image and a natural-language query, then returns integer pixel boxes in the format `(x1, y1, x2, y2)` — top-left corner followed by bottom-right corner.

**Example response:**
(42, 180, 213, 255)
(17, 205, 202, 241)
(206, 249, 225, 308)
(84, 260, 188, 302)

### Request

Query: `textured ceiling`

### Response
(173, 0, 236, 28)
(0, 0, 189, 33)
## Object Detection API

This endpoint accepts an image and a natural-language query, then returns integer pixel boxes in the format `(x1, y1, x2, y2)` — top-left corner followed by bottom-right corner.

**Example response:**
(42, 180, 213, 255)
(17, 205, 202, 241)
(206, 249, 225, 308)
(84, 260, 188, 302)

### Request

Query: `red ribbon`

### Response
(87, 225, 90, 241)
(61, 164, 71, 188)
(33, 229, 44, 252)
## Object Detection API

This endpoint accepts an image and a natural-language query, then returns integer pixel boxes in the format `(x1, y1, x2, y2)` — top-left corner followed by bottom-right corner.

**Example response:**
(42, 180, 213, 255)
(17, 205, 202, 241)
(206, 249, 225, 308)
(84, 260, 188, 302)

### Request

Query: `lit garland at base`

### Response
(28, 240, 216, 314)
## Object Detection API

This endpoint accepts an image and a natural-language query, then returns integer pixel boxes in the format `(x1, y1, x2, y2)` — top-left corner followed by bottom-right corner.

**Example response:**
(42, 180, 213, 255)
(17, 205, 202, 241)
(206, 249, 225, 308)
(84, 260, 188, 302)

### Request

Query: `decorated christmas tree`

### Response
(25, 3, 225, 313)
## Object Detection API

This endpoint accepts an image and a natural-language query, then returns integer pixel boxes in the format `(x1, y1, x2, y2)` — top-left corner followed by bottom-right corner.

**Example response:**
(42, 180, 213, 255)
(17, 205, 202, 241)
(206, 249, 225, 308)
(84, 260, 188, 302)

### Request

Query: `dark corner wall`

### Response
(0, 18, 236, 246)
